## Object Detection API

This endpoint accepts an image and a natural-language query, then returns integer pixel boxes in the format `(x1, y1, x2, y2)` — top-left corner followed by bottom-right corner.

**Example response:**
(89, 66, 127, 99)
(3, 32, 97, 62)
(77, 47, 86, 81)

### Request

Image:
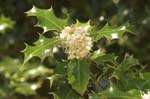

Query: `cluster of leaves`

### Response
(21, 6, 150, 99)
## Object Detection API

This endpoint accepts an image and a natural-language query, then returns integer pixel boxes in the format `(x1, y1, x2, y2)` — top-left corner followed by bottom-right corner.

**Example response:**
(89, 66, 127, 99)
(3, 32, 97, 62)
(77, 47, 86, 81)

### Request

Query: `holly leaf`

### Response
(112, 55, 139, 79)
(119, 55, 139, 71)
(119, 77, 150, 91)
(91, 22, 133, 41)
(26, 6, 68, 32)
(22, 34, 60, 65)
(67, 59, 90, 95)
(89, 86, 141, 99)
(92, 53, 118, 66)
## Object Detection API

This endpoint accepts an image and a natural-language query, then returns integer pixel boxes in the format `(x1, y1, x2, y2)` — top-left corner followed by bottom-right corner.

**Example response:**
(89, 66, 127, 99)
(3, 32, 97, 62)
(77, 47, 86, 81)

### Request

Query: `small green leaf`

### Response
(67, 59, 90, 95)
(91, 22, 133, 41)
(0, 15, 14, 33)
(26, 6, 68, 31)
(15, 83, 38, 95)
(90, 49, 105, 59)
(22, 34, 60, 64)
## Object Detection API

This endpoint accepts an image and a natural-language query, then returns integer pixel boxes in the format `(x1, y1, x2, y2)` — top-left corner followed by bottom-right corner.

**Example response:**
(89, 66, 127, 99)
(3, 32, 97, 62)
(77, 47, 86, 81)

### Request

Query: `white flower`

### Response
(141, 91, 150, 99)
(60, 25, 92, 59)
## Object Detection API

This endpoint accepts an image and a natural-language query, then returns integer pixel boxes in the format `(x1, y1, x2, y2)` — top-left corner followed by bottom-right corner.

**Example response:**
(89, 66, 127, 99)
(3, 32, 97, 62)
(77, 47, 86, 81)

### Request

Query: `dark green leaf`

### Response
(112, 55, 139, 79)
(117, 77, 150, 91)
(89, 86, 141, 99)
(93, 53, 117, 65)
(55, 61, 67, 76)
(67, 59, 90, 95)
(119, 55, 139, 71)
(53, 79, 80, 99)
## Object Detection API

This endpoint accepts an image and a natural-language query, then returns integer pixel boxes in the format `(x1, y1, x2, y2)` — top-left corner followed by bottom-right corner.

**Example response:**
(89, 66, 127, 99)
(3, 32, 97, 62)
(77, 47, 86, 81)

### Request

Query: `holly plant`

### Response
(22, 6, 150, 99)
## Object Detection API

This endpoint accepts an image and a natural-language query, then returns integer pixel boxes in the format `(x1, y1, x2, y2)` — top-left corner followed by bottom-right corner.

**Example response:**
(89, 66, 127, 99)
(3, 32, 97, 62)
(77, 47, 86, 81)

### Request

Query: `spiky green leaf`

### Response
(91, 22, 133, 41)
(112, 55, 139, 79)
(26, 6, 68, 32)
(22, 34, 60, 64)
(92, 53, 118, 66)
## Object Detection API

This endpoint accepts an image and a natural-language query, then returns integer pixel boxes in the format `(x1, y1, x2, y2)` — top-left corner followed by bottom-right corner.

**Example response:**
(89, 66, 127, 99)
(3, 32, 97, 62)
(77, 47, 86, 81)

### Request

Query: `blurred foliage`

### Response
(0, 0, 150, 99)
(0, 57, 53, 99)
(0, 15, 14, 33)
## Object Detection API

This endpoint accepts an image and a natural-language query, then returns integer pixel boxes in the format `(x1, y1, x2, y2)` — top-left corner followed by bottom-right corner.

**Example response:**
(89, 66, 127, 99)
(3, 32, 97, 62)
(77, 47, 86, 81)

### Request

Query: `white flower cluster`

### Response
(141, 91, 150, 99)
(60, 26, 92, 59)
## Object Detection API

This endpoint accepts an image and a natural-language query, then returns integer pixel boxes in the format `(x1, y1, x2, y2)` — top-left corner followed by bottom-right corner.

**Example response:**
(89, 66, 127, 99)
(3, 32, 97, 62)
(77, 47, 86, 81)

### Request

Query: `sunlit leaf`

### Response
(91, 22, 133, 41)
(139, 72, 150, 79)
(22, 34, 60, 64)
(26, 6, 68, 32)
(0, 15, 14, 33)
(14, 83, 38, 95)
(90, 49, 105, 59)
